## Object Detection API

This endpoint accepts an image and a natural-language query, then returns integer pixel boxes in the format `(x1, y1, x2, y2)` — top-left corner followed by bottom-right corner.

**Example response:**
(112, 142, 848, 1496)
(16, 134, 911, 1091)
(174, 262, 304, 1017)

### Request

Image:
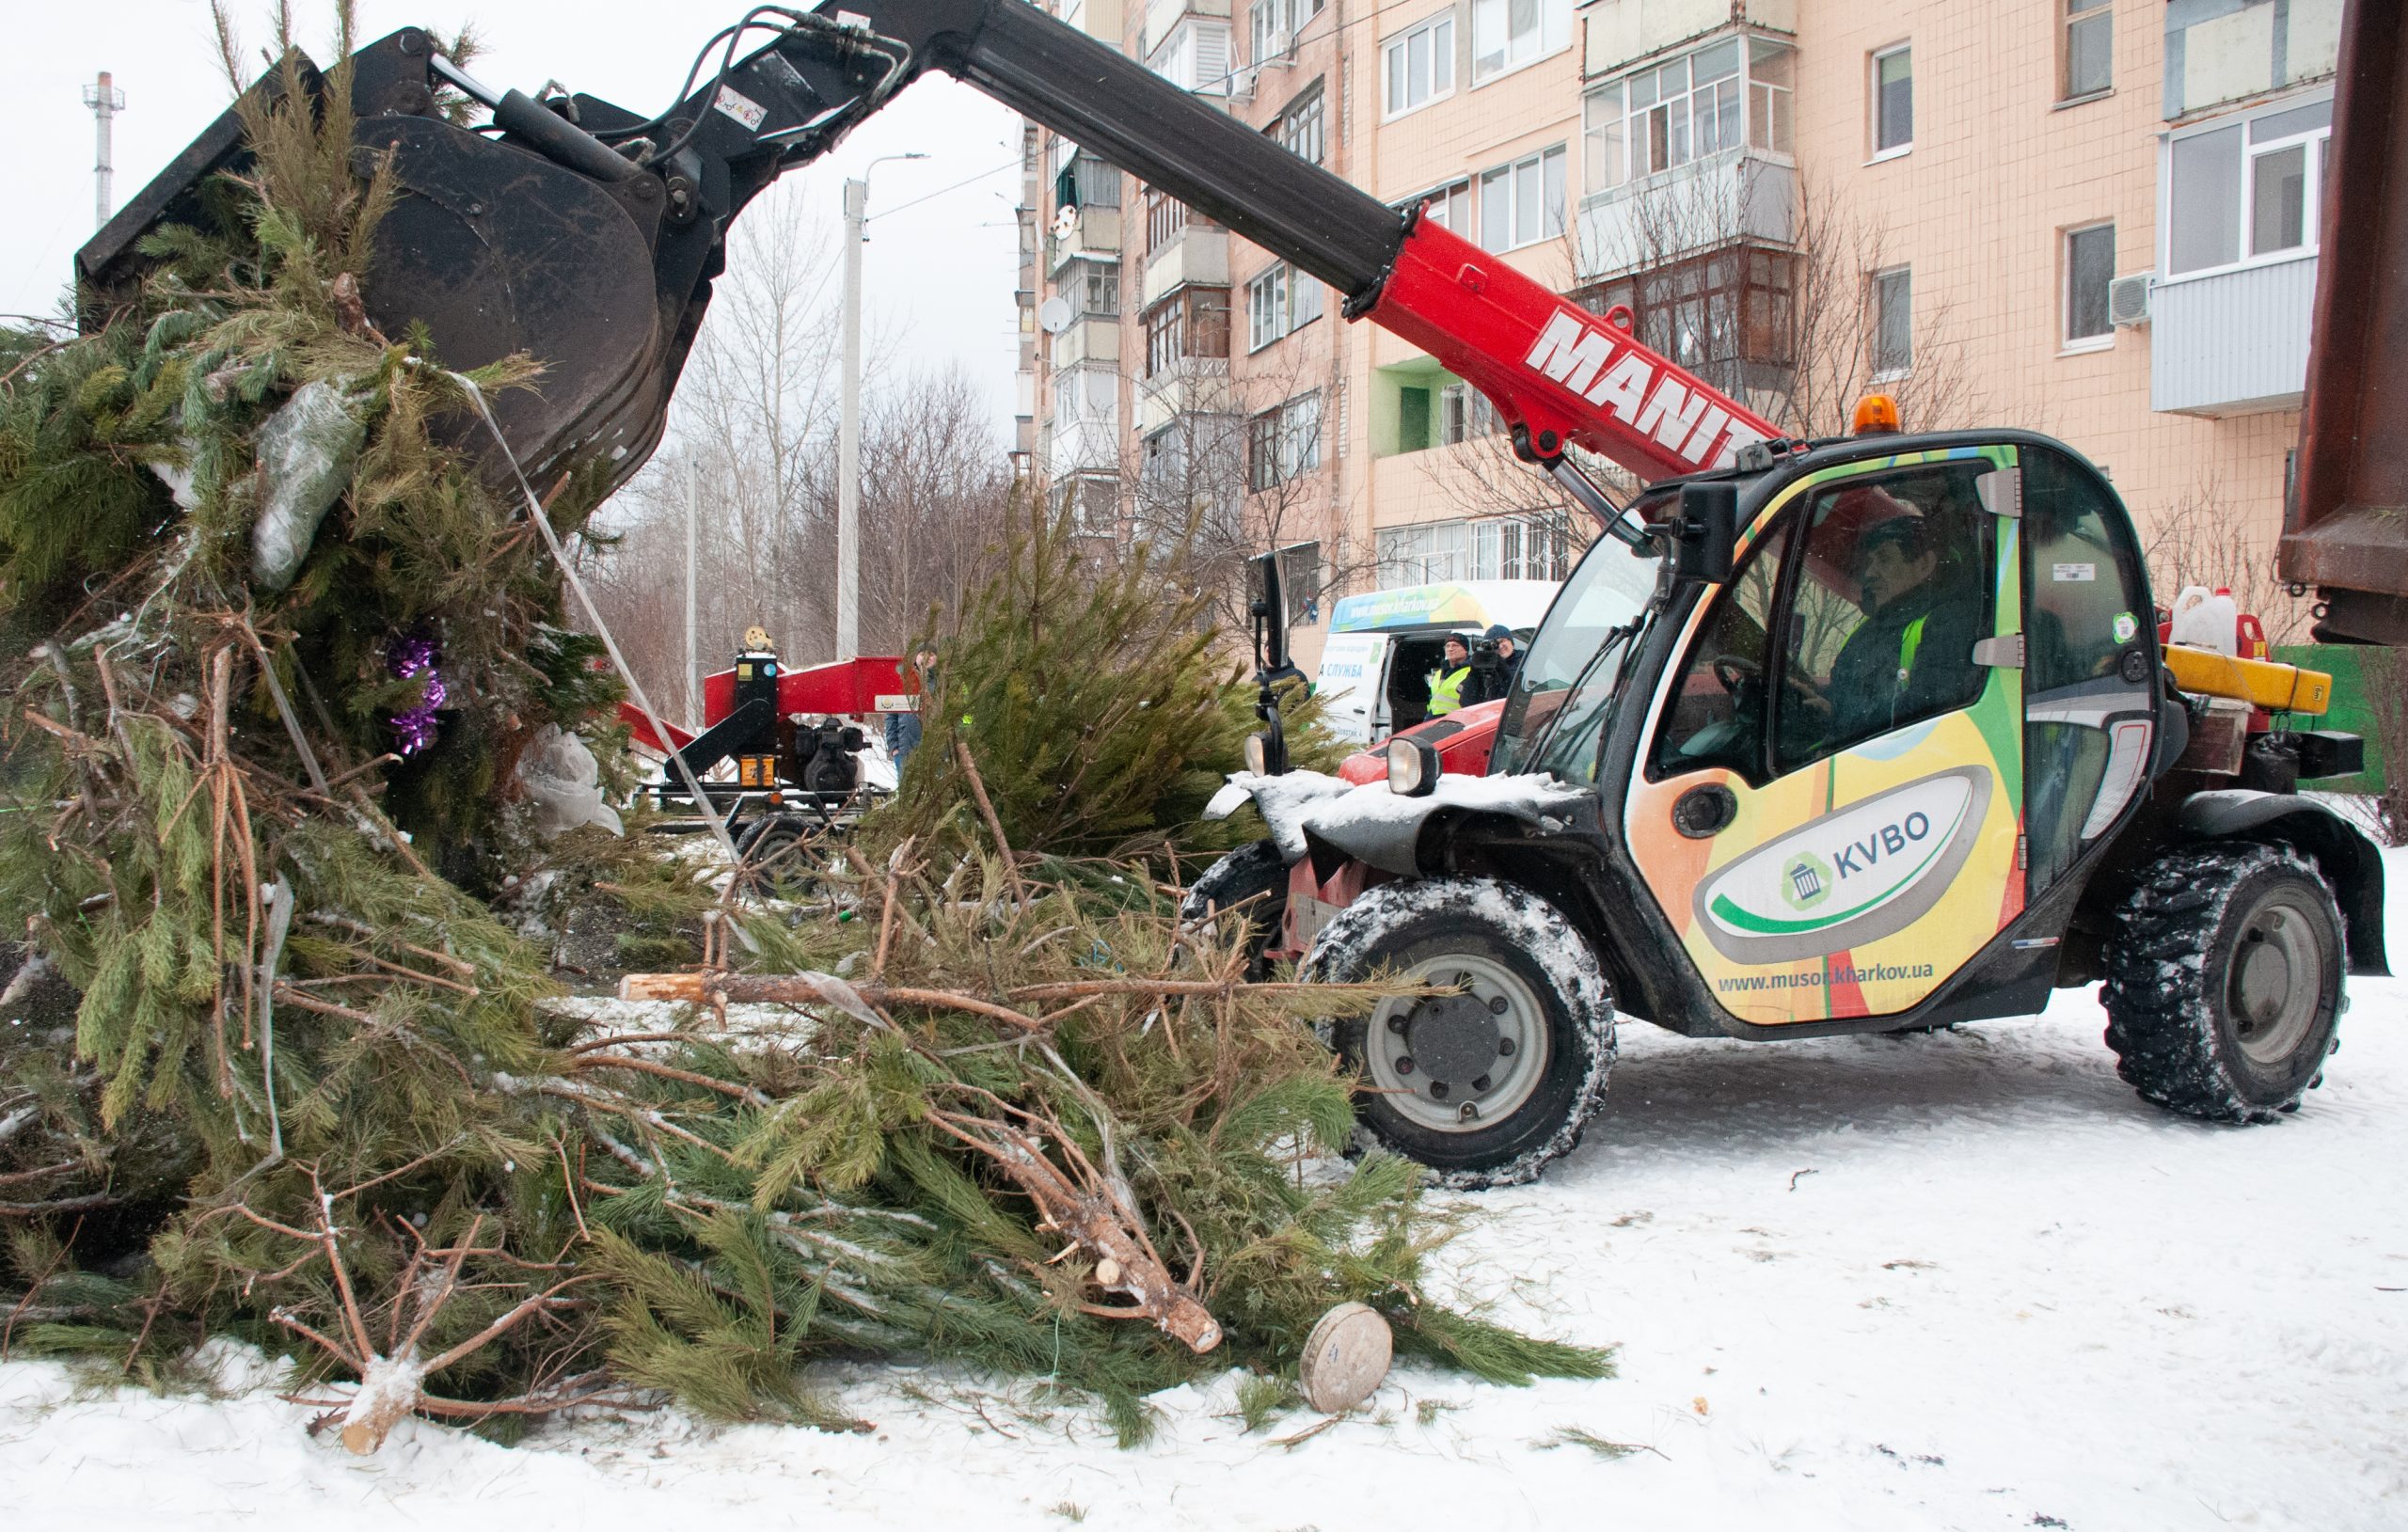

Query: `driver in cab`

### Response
(1800, 506, 1983, 745)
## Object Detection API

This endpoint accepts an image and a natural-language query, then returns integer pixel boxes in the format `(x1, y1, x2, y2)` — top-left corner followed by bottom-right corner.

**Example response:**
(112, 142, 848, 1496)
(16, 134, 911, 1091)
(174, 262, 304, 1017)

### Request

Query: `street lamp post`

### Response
(836, 152, 926, 661)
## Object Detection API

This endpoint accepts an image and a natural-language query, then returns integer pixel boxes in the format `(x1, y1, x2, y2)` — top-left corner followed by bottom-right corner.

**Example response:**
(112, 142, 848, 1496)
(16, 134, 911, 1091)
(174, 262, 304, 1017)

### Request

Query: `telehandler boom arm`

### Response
(83, 1, 1779, 509)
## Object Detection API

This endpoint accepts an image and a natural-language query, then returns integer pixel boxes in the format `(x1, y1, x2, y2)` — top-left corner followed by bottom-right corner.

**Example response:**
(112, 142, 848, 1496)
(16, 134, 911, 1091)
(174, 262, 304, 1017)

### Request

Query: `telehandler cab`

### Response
(1199, 441, 2388, 1185)
(84, 0, 2388, 1189)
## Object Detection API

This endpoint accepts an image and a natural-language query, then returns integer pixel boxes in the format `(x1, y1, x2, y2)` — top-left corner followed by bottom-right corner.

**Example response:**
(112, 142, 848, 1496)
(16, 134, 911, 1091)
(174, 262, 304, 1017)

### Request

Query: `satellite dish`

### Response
(1038, 295, 1074, 334)
(1052, 202, 1080, 239)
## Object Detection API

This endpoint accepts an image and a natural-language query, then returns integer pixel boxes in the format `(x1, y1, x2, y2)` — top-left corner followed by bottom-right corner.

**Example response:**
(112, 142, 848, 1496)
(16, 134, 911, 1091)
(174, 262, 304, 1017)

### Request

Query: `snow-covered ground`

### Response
(8, 854, 2404, 1531)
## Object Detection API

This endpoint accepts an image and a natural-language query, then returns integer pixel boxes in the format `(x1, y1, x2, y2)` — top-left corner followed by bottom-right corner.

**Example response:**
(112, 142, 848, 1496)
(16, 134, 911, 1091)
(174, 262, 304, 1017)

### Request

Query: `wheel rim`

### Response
(1360, 954, 1549, 1134)
(2226, 890, 2326, 1066)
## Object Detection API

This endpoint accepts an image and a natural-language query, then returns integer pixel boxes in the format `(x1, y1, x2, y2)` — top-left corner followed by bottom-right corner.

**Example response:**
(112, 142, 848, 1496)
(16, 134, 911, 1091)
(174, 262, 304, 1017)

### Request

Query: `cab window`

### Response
(1771, 462, 1996, 775)
(1650, 514, 1795, 781)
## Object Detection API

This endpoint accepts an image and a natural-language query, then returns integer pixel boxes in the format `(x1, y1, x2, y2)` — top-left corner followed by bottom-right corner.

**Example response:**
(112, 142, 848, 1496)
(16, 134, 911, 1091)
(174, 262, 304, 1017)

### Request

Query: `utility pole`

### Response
(837, 177, 865, 662)
(835, 153, 924, 661)
(685, 457, 701, 726)
(83, 71, 126, 231)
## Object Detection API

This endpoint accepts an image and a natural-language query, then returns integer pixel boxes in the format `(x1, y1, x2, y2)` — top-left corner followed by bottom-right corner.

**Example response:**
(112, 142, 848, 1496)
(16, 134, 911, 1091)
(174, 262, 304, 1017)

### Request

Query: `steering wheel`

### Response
(1711, 654, 1763, 695)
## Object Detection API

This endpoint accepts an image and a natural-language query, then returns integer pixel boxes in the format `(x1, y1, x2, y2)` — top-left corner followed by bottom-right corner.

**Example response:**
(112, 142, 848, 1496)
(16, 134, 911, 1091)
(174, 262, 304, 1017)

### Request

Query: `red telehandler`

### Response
(89, 0, 2387, 1187)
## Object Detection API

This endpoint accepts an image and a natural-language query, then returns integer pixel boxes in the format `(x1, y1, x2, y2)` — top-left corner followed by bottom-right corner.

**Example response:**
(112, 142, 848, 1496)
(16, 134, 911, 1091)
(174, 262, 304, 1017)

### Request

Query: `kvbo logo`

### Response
(1694, 768, 1993, 964)
(1830, 810, 1939, 879)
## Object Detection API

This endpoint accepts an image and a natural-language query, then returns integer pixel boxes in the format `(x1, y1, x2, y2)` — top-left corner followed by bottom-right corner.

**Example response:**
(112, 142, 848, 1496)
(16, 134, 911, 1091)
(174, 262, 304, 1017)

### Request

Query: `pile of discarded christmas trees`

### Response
(0, 5, 1603, 1450)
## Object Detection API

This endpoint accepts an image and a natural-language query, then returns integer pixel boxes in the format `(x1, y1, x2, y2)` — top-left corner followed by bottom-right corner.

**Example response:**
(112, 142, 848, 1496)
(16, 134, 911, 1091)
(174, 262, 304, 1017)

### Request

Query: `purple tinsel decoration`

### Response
(388, 634, 449, 756)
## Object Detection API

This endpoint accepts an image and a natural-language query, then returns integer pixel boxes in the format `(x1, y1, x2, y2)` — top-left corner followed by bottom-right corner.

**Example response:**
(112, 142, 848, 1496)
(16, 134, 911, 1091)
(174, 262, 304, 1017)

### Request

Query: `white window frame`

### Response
(2062, 0, 2113, 103)
(1470, 0, 1572, 87)
(2159, 91, 2334, 284)
(1149, 19, 1233, 97)
(1477, 145, 1568, 253)
(1400, 179, 1472, 232)
(2062, 221, 2115, 353)
(1250, 0, 1323, 67)
(1274, 84, 1325, 166)
(1870, 264, 1912, 380)
(1246, 261, 1323, 350)
(1870, 42, 1913, 162)
(1582, 33, 1785, 198)
(1382, 11, 1457, 119)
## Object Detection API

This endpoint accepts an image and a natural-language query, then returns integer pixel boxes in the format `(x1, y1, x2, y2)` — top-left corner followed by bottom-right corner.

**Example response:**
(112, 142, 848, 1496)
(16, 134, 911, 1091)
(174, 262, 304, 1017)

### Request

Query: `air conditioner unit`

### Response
(1267, 25, 1291, 60)
(1230, 64, 1259, 99)
(2109, 271, 2154, 327)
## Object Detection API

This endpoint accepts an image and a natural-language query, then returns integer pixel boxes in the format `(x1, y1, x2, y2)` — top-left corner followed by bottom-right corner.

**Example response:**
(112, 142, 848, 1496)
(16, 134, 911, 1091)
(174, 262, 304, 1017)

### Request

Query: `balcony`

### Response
(1575, 148, 1793, 280)
(1049, 315, 1121, 370)
(2150, 256, 2319, 418)
(1050, 207, 1122, 274)
(1137, 357, 1233, 434)
(1142, 225, 1229, 308)
(1143, 0, 1229, 56)
(1048, 413, 1122, 475)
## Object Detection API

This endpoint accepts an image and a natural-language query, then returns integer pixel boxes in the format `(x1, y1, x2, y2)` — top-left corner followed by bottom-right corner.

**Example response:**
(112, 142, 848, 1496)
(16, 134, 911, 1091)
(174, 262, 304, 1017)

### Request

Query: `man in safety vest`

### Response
(1821, 512, 1981, 744)
(1427, 634, 1475, 717)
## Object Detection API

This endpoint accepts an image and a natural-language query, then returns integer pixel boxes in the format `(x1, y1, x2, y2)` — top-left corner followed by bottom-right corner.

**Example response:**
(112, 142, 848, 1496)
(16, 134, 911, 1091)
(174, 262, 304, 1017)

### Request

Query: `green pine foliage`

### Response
(0, 3, 1608, 1449)
(868, 494, 1333, 863)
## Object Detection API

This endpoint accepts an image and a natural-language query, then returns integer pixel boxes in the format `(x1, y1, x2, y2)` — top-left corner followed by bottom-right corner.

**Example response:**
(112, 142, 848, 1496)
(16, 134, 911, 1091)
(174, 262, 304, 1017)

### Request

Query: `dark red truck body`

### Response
(2280, 0, 2408, 643)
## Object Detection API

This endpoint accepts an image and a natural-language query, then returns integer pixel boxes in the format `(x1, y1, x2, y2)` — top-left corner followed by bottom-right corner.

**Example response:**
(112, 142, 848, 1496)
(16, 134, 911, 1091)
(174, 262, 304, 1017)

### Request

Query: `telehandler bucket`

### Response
(74, 23, 890, 501)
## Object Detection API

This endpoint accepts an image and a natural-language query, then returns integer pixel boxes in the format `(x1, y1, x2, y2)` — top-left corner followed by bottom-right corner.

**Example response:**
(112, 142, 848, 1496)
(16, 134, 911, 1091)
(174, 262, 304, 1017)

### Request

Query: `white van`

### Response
(1313, 581, 1562, 743)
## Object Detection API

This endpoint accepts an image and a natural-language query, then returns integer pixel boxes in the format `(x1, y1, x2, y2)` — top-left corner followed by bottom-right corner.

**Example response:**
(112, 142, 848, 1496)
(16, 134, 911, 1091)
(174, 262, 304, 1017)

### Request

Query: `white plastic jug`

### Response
(2169, 585, 2239, 655)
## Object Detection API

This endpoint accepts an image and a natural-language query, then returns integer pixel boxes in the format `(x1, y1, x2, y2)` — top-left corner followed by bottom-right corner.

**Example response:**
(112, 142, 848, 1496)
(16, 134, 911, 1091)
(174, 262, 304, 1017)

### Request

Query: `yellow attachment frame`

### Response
(2162, 642, 2333, 716)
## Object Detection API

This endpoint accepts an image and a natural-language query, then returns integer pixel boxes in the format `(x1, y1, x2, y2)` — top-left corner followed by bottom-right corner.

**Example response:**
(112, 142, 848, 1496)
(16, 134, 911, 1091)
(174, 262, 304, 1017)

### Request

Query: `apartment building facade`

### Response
(1018, 0, 2345, 664)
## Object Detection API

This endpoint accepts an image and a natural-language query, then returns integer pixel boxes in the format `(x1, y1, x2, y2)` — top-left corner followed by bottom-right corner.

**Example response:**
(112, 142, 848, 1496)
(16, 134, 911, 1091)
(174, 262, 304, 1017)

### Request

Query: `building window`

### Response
(1054, 150, 1121, 211)
(1058, 259, 1119, 321)
(1583, 36, 1791, 197)
(1377, 516, 1570, 584)
(1401, 179, 1472, 232)
(1748, 39, 1795, 153)
(1871, 265, 1912, 377)
(2166, 96, 2331, 276)
(1478, 145, 1567, 252)
(2065, 223, 2115, 346)
(1149, 20, 1232, 96)
(1247, 265, 1288, 351)
(1146, 187, 1186, 255)
(1273, 84, 1325, 166)
(1144, 287, 1231, 375)
(1383, 11, 1455, 117)
(1470, 0, 1570, 85)
(1576, 247, 1796, 382)
(1872, 44, 1912, 156)
(1250, 0, 1323, 65)
(1248, 391, 1323, 490)
(2065, 0, 2112, 100)
(1441, 382, 1502, 444)
(1246, 262, 1322, 350)
(1068, 473, 1117, 537)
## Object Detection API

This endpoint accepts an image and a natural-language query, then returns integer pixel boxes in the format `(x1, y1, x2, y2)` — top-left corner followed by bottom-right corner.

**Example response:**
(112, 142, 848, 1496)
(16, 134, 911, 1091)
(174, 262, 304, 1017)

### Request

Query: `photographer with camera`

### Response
(1462, 623, 1522, 707)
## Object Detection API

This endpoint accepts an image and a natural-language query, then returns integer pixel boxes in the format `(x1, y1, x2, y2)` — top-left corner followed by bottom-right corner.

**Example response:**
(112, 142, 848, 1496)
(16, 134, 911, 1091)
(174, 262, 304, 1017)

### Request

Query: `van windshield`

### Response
(1489, 514, 1664, 781)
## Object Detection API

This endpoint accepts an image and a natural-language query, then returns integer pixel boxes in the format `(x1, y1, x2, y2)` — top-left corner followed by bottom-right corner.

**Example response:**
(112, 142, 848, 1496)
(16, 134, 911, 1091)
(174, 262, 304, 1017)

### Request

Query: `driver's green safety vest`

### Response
(1895, 615, 1927, 687)
(1429, 666, 1470, 715)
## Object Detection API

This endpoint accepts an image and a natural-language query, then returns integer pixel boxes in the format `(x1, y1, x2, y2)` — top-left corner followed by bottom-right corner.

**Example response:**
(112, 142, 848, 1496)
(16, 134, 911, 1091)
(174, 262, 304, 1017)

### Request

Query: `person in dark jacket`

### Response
(1463, 622, 1524, 706)
(1816, 514, 1983, 745)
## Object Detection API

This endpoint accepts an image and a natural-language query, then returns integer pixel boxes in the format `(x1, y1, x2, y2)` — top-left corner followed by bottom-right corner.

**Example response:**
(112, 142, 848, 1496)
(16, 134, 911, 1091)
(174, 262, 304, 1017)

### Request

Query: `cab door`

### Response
(1623, 448, 2027, 1027)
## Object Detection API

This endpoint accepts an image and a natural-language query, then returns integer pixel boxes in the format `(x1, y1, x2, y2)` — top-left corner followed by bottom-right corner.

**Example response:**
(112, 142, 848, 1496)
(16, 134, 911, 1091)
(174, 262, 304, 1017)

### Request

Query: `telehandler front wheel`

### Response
(2102, 842, 2344, 1124)
(1180, 839, 1290, 978)
(1304, 877, 1615, 1188)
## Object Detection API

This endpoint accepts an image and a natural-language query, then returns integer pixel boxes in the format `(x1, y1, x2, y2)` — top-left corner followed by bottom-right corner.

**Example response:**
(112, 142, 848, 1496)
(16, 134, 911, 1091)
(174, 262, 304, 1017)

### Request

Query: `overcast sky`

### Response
(0, 0, 1025, 429)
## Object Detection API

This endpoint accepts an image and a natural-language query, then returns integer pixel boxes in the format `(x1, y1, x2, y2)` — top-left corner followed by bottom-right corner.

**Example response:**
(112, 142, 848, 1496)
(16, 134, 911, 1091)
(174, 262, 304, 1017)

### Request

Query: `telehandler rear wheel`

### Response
(1304, 877, 1614, 1188)
(1180, 839, 1289, 978)
(2102, 842, 2344, 1124)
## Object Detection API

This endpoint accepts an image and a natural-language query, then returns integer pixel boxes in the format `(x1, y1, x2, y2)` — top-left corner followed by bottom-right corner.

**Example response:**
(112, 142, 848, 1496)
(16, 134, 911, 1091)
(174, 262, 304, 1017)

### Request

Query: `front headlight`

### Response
(1386, 737, 1440, 797)
(1243, 732, 1271, 776)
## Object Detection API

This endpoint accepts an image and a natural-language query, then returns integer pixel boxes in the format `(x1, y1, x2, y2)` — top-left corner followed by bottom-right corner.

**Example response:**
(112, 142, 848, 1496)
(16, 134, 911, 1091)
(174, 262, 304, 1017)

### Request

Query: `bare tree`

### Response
(2140, 473, 2317, 646)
